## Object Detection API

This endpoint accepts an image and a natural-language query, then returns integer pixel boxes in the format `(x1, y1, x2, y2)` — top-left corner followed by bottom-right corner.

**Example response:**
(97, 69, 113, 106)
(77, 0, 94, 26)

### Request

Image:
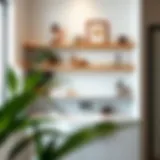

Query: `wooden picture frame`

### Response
(85, 19, 111, 45)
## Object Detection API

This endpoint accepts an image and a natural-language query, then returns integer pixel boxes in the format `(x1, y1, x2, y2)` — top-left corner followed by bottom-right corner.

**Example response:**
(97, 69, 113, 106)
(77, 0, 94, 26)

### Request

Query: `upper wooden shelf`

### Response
(23, 42, 135, 51)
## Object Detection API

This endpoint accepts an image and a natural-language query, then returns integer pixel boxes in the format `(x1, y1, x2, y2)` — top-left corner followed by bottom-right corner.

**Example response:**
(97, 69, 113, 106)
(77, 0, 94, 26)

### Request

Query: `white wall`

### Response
(28, 0, 133, 43)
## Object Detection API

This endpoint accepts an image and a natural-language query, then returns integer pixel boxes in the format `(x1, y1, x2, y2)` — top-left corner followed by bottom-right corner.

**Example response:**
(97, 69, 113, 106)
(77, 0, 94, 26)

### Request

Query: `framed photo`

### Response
(85, 19, 111, 45)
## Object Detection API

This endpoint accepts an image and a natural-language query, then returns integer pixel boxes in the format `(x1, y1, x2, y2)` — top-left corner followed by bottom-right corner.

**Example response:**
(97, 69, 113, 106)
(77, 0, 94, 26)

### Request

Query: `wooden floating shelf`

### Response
(52, 44, 134, 51)
(23, 42, 135, 51)
(35, 64, 135, 73)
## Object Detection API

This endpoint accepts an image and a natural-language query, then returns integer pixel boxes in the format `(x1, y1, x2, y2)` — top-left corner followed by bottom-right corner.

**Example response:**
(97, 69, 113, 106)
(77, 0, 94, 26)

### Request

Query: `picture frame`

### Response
(85, 19, 111, 45)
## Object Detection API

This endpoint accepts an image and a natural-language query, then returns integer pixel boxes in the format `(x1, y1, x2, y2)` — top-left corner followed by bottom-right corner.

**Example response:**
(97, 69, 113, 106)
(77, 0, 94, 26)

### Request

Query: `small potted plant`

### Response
(35, 47, 61, 70)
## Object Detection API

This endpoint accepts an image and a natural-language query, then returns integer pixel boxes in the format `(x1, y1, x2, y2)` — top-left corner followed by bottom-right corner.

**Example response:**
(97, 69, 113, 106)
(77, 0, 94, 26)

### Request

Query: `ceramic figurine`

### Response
(101, 105, 114, 115)
(73, 36, 84, 46)
(50, 24, 65, 46)
(116, 80, 132, 98)
(79, 101, 93, 110)
(117, 35, 130, 45)
(70, 56, 89, 68)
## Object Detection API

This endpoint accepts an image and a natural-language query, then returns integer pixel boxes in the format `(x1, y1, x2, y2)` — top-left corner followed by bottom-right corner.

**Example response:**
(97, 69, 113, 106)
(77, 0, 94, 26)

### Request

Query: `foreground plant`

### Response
(9, 122, 120, 160)
(0, 69, 135, 160)
(0, 69, 53, 145)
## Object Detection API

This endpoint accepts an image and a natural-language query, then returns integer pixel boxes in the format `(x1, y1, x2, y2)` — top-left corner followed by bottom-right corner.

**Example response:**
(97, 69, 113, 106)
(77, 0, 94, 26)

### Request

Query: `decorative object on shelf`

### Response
(70, 56, 89, 68)
(73, 35, 84, 46)
(114, 52, 123, 66)
(67, 88, 77, 97)
(79, 101, 93, 110)
(50, 23, 65, 46)
(101, 105, 114, 115)
(116, 80, 132, 98)
(34, 48, 61, 69)
(85, 19, 111, 45)
(117, 35, 133, 46)
(23, 46, 62, 71)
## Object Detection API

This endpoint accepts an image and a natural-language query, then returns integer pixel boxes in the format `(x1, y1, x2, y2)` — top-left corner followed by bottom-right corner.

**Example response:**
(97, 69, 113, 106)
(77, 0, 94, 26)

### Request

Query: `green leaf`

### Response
(24, 72, 43, 92)
(41, 140, 56, 160)
(0, 116, 49, 145)
(34, 126, 44, 160)
(54, 122, 117, 159)
(0, 118, 28, 145)
(8, 135, 33, 160)
(7, 69, 18, 94)
(0, 92, 36, 138)
(8, 129, 60, 160)
(0, 92, 36, 120)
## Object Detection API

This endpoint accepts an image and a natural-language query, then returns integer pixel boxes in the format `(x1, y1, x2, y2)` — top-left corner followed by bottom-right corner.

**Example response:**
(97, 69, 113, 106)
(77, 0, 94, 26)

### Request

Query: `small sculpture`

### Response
(101, 105, 114, 115)
(50, 24, 65, 46)
(70, 56, 89, 68)
(117, 35, 131, 45)
(79, 101, 93, 110)
(73, 36, 84, 46)
(116, 80, 132, 98)
(67, 89, 77, 97)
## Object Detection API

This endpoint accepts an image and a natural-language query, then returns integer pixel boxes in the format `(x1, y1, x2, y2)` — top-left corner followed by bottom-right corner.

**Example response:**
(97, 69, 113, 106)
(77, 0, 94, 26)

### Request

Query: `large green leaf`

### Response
(24, 72, 43, 92)
(7, 69, 18, 94)
(0, 117, 49, 145)
(34, 124, 44, 160)
(8, 134, 33, 160)
(0, 89, 37, 145)
(40, 139, 56, 160)
(0, 92, 36, 132)
(54, 122, 138, 160)
(8, 121, 138, 160)
(53, 122, 117, 159)
(0, 117, 28, 145)
(7, 129, 60, 160)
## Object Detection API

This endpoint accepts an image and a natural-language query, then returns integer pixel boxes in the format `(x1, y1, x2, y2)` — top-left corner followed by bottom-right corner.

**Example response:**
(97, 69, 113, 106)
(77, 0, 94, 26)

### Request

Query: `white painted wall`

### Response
(28, 0, 133, 43)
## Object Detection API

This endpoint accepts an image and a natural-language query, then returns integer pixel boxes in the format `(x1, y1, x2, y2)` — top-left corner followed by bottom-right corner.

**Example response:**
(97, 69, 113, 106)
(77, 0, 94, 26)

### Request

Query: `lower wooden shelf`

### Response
(23, 42, 135, 51)
(35, 64, 135, 73)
